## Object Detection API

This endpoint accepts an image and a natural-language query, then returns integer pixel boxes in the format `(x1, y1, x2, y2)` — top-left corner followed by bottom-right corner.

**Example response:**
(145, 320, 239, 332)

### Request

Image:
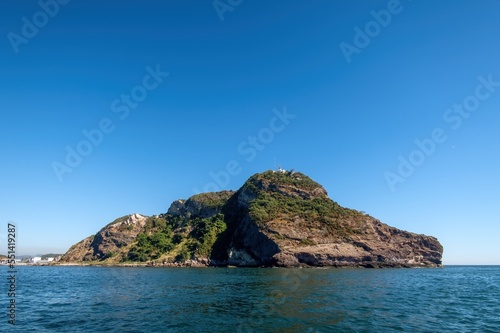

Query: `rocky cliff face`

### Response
(61, 170, 443, 267)
(168, 191, 234, 221)
(210, 171, 443, 268)
(61, 214, 147, 262)
(60, 193, 232, 265)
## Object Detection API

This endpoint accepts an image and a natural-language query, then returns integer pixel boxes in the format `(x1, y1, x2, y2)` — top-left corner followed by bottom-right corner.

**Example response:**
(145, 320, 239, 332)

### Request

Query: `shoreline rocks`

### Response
(60, 170, 443, 268)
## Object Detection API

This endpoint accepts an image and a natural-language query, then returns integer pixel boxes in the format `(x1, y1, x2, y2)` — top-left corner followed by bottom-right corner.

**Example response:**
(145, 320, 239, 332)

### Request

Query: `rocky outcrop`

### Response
(61, 214, 147, 262)
(61, 170, 443, 267)
(210, 171, 443, 268)
(167, 191, 234, 221)
(269, 219, 443, 268)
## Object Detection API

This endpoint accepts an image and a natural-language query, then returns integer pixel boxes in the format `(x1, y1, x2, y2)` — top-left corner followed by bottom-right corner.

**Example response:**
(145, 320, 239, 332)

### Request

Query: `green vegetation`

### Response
(189, 213, 227, 256)
(247, 176, 363, 238)
(188, 191, 233, 211)
(104, 216, 130, 228)
(245, 170, 323, 193)
(143, 215, 169, 232)
(125, 212, 227, 263)
(165, 215, 184, 230)
(175, 248, 190, 262)
(127, 229, 175, 261)
(299, 239, 316, 246)
(81, 170, 366, 264)
(103, 251, 118, 259)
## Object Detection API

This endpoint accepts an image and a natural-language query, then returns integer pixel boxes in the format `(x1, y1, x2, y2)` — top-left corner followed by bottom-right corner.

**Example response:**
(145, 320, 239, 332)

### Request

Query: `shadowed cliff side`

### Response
(61, 170, 443, 267)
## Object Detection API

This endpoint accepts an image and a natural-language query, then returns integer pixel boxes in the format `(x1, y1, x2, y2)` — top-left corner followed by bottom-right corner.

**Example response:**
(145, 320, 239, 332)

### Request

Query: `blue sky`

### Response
(1, 0, 499, 264)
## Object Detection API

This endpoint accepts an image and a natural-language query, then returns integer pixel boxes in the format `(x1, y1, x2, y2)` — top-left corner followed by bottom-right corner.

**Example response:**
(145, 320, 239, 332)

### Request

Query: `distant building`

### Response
(30, 257, 42, 263)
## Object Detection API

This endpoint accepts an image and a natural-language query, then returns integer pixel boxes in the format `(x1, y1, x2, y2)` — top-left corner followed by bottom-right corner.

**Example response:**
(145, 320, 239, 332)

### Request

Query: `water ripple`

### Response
(1, 265, 499, 332)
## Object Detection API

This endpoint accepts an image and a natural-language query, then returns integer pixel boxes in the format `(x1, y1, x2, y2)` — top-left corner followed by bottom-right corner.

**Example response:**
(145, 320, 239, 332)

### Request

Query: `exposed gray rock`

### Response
(61, 170, 443, 268)
(61, 214, 147, 262)
(210, 171, 443, 268)
(167, 200, 185, 216)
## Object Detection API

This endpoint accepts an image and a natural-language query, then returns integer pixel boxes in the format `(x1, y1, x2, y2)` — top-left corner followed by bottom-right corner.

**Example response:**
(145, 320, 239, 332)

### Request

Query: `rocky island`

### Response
(61, 170, 443, 268)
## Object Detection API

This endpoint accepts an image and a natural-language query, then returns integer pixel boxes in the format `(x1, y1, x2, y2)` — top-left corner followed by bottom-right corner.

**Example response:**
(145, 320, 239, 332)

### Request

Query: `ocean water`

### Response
(1, 265, 499, 332)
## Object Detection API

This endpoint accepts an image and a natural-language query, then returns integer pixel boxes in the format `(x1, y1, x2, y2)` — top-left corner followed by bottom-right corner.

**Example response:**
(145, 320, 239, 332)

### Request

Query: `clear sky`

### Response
(1, 1, 499, 264)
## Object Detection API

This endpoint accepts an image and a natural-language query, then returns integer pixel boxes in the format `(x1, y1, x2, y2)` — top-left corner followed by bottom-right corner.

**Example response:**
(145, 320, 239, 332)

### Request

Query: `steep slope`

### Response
(61, 214, 148, 262)
(61, 170, 443, 267)
(60, 192, 234, 265)
(211, 171, 442, 267)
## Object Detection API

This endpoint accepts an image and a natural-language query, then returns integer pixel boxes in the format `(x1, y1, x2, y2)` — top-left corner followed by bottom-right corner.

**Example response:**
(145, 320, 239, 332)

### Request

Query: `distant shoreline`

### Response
(0, 262, 450, 269)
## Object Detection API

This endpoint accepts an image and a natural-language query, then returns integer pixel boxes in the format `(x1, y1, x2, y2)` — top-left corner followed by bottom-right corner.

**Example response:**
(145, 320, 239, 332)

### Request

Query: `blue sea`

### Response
(1, 265, 499, 332)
